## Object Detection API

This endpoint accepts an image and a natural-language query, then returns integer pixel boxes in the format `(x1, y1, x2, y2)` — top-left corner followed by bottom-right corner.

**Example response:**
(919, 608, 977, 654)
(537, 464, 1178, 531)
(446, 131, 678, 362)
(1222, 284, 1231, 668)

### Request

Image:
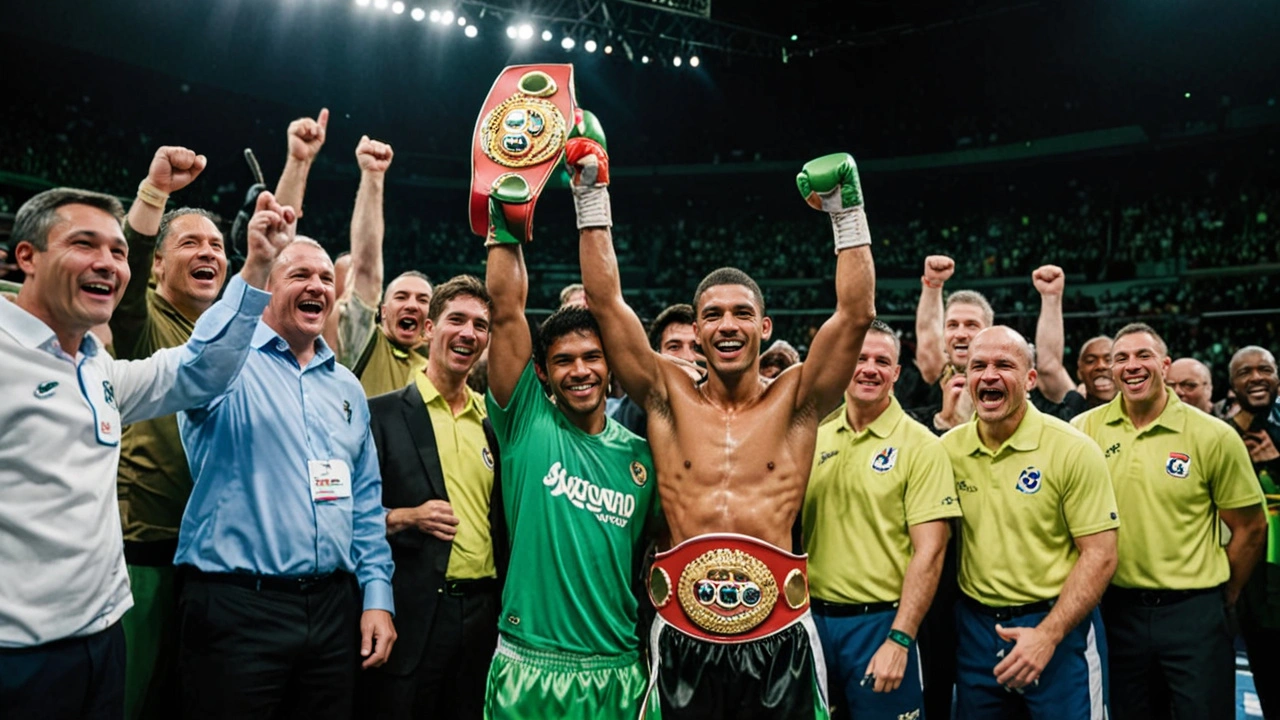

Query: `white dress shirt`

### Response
(0, 275, 268, 647)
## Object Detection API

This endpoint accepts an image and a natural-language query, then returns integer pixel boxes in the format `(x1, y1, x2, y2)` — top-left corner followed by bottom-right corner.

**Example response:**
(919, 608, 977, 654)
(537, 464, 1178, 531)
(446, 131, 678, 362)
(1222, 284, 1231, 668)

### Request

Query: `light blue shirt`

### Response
(176, 321, 394, 614)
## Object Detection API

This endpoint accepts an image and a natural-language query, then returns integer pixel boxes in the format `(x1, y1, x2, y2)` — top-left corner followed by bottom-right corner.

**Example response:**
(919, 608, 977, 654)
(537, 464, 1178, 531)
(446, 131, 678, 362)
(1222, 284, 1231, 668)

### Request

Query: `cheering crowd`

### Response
(2, 104, 1278, 720)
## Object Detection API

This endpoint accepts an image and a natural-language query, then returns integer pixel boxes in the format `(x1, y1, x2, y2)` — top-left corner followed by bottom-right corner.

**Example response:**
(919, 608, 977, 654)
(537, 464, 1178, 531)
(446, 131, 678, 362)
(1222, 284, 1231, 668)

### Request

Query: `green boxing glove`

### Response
(796, 152, 871, 253)
(565, 109, 612, 229)
(486, 175, 532, 246)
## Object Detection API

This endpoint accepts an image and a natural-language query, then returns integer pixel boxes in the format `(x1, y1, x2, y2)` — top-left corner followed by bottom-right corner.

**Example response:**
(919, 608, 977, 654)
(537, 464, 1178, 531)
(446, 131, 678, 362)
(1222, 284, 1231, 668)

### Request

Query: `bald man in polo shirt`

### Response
(1073, 323, 1266, 720)
(943, 326, 1119, 720)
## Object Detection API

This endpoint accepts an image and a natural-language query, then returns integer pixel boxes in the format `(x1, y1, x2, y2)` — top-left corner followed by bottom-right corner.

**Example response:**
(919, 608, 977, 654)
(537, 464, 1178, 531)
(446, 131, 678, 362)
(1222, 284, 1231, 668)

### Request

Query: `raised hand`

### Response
(286, 108, 330, 163)
(565, 109, 612, 229)
(1032, 264, 1066, 296)
(923, 255, 955, 287)
(796, 153, 870, 251)
(355, 135, 393, 174)
(146, 146, 207, 195)
(240, 191, 297, 289)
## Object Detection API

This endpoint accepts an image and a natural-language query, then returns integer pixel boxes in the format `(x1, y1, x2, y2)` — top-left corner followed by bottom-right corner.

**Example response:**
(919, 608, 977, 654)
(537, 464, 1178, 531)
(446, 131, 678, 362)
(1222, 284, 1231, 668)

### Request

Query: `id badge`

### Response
(309, 459, 352, 502)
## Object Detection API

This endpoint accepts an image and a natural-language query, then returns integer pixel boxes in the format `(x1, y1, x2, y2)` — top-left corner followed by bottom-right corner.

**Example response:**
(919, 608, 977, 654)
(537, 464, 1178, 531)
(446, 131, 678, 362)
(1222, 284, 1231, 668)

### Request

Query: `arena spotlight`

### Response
(561, 37, 575, 50)
(506, 25, 517, 38)
(430, 9, 442, 22)
(584, 39, 597, 53)
(373, 0, 387, 9)
(542, 29, 553, 41)
(518, 23, 534, 40)
(673, 55, 682, 67)
(410, 7, 425, 20)
(690, 55, 700, 67)
(440, 9, 454, 24)
(391, 1, 405, 14)
(604, 44, 613, 54)
(356, 0, 371, 7)
(465, 24, 478, 37)
(457, 16, 466, 26)
(641, 55, 650, 64)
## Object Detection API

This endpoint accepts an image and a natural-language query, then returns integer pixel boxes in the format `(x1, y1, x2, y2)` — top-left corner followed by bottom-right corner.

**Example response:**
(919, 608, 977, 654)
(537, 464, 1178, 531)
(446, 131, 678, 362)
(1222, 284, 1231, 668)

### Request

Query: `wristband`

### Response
(887, 629, 913, 649)
(830, 205, 870, 253)
(572, 185, 612, 229)
(922, 276, 945, 289)
(136, 180, 169, 209)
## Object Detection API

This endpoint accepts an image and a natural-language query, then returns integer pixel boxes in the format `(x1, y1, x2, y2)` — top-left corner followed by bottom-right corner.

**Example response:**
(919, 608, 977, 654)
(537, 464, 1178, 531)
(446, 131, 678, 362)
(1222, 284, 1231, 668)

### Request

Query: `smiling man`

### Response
(481, 177, 658, 718)
(0, 186, 284, 720)
(1165, 357, 1214, 413)
(803, 321, 960, 720)
(173, 235, 397, 719)
(942, 326, 1118, 720)
(105, 146, 228, 720)
(359, 275, 506, 720)
(571, 111, 876, 719)
(333, 136, 434, 396)
(1073, 324, 1266, 720)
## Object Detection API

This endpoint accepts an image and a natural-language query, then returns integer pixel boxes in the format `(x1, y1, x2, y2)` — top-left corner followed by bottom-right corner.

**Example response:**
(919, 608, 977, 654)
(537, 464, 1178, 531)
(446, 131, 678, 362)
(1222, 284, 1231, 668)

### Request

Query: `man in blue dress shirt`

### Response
(174, 235, 396, 719)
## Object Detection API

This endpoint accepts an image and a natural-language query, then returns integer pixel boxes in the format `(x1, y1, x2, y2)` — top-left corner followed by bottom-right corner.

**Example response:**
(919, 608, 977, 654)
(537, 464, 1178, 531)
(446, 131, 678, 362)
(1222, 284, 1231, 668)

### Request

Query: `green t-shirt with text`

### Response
(486, 362, 657, 656)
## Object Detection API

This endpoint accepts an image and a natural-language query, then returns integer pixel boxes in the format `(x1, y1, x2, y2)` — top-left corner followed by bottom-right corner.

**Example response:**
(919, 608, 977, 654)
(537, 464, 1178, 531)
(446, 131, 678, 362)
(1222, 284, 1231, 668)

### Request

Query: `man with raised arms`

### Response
(481, 171, 659, 719)
(569, 111, 876, 719)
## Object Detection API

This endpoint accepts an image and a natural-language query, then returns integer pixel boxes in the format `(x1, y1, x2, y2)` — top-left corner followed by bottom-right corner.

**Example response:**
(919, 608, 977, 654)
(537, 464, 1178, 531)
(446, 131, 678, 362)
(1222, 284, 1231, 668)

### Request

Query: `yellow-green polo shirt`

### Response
(1072, 388, 1264, 590)
(943, 404, 1119, 607)
(340, 295, 428, 398)
(804, 396, 962, 604)
(414, 372, 496, 580)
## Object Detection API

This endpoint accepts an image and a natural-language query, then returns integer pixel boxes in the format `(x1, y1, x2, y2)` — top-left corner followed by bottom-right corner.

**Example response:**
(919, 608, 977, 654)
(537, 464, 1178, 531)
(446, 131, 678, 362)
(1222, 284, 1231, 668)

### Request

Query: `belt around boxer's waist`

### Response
(962, 594, 1057, 620)
(649, 533, 810, 644)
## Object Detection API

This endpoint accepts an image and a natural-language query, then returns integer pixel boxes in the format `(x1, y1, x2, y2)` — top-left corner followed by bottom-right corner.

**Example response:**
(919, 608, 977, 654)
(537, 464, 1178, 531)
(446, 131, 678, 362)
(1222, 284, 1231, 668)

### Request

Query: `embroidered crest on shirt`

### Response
(101, 380, 117, 410)
(1016, 466, 1043, 495)
(630, 460, 648, 487)
(482, 447, 495, 471)
(34, 380, 59, 399)
(871, 447, 898, 473)
(1165, 452, 1191, 479)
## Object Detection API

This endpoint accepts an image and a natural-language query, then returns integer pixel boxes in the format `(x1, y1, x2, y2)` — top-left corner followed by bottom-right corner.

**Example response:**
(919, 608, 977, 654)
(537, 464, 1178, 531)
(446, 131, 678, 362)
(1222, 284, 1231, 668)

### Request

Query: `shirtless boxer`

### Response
(568, 111, 876, 719)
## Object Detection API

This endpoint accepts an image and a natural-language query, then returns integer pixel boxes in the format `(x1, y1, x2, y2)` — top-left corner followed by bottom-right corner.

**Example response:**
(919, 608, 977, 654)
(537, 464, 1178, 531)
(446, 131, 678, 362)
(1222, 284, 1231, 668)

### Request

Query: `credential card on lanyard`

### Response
(309, 459, 352, 502)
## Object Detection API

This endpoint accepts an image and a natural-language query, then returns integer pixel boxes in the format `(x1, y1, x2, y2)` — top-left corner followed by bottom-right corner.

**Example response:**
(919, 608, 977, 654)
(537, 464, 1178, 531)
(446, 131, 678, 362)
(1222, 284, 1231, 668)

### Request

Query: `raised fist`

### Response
(355, 135, 393, 174)
(923, 256, 955, 285)
(286, 108, 329, 163)
(1031, 265, 1065, 296)
(796, 153, 864, 213)
(246, 191, 297, 266)
(565, 109, 610, 188)
(147, 146, 207, 195)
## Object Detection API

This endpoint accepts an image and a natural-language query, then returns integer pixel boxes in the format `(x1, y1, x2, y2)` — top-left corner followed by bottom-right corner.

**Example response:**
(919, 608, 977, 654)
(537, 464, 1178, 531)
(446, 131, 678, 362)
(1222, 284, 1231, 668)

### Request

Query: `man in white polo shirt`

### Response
(0, 186, 292, 720)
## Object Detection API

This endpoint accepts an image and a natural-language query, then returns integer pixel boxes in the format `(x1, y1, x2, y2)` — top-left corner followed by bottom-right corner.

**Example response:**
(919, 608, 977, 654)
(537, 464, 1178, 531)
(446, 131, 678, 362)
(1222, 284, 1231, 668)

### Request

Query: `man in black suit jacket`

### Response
(357, 276, 507, 719)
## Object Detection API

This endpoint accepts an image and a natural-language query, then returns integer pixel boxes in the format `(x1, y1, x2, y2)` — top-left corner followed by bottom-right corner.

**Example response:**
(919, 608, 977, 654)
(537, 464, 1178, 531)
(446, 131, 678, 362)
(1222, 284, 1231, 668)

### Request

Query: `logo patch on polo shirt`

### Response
(482, 447, 495, 471)
(101, 380, 117, 410)
(1166, 452, 1191, 479)
(1016, 466, 1043, 495)
(871, 447, 898, 473)
(34, 381, 59, 399)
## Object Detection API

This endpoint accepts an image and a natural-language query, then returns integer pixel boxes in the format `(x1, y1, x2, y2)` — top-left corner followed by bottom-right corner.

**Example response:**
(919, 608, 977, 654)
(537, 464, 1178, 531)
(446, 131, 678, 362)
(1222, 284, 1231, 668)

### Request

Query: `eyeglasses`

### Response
(1166, 381, 1204, 392)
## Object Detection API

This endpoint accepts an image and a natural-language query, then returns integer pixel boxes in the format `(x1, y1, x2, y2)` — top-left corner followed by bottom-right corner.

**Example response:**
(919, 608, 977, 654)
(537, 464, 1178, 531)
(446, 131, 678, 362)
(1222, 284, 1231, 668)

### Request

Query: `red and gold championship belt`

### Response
(649, 533, 811, 643)
(469, 64, 577, 242)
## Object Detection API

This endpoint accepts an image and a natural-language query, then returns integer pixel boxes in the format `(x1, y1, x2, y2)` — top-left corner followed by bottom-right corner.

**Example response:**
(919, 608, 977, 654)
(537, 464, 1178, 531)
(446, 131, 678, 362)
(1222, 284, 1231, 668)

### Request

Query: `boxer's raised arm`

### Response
(569, 111, 668, 409)
(485, 198, 533, 408)
(795, 154, 877, 418)
(915, 256, 954, 384)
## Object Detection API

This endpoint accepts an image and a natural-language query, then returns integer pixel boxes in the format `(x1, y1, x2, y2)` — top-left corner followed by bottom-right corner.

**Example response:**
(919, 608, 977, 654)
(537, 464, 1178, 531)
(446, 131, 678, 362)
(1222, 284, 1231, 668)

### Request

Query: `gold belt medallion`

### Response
(676, 548, 779, 635)
(480, 93, 567, 169)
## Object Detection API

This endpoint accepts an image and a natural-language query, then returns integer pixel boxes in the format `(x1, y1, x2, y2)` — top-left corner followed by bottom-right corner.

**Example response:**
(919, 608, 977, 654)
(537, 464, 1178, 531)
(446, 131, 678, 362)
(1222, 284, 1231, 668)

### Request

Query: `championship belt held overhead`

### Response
(470, 64, 577, 243)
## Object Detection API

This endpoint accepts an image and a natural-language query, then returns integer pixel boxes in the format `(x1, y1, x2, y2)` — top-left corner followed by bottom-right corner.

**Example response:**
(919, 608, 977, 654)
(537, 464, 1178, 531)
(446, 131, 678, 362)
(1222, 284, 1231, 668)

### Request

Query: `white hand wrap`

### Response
(830, 205, 871, 253)
(572, 184, 612, 229)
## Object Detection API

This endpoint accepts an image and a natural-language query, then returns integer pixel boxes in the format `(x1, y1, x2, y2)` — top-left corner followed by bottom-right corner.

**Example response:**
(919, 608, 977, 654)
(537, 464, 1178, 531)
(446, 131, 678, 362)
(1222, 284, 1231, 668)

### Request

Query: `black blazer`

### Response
(367, 382, 508, 676)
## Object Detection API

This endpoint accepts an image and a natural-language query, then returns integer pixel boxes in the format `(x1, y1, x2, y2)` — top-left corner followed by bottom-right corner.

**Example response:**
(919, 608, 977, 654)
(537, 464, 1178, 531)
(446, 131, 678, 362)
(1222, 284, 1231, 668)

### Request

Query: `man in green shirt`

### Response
(109, 145, 223, 720)
(483, 192, 658, 719)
